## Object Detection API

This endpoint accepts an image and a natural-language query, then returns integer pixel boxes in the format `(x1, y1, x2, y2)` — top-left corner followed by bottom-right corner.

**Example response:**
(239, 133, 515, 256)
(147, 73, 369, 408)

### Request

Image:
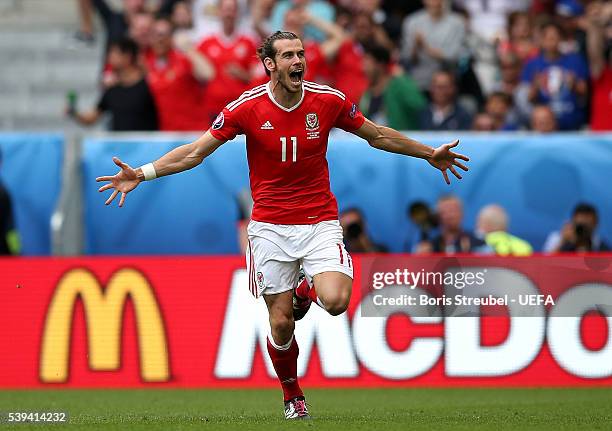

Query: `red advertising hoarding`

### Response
(0, 256, 610, 388)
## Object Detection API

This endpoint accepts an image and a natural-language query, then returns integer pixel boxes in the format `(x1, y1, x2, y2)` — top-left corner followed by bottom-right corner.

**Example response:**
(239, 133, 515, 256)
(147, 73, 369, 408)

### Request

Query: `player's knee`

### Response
(324, 290, 350, 316)
(270, 312, 295, 338)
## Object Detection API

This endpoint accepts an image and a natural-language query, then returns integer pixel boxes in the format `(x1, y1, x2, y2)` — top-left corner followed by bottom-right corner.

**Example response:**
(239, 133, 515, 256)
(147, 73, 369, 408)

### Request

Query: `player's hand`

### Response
(428, 139, 470, 185)
(96, 157, 141, 207)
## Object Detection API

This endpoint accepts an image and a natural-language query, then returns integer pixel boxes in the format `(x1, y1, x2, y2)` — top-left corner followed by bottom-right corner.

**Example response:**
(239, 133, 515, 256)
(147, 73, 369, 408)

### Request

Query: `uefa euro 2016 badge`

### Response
(256, 272, 265, 289)
(349, 103, 357, 119)
(305, 113, 320, 139)
(212, 112, 225, 130)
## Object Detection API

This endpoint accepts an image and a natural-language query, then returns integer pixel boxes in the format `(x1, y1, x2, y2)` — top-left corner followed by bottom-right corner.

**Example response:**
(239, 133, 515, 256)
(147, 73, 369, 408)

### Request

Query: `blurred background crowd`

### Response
(0, 0, 611, 257)
(66, 0, 612, 133)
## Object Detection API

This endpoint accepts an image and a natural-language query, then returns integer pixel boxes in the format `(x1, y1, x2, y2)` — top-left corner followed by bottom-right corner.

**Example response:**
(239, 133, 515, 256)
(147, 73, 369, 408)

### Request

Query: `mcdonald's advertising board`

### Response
(1, 256, 611, 388)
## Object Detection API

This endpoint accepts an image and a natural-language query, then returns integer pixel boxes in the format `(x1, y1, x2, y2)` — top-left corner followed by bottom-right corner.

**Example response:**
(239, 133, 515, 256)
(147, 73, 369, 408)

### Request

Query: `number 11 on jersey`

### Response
(280, 136, 297, 162)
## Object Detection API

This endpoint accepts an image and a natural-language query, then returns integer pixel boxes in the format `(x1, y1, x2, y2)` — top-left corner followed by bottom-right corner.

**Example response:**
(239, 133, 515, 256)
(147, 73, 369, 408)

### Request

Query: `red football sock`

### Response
(295, 278, 310, 299)
(296, 278, 324, 308)
(267, 336, 303, 401)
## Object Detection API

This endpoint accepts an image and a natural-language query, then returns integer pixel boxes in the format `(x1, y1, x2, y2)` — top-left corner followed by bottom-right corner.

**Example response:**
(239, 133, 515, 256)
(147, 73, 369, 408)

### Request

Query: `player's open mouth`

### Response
(289, 70, 303, 84)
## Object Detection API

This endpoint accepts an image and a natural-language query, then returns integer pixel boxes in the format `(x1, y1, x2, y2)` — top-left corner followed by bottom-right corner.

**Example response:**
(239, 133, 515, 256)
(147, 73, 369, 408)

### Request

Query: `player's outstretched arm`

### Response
(352, 118, 470, 184)
(95, 130, 225, 206)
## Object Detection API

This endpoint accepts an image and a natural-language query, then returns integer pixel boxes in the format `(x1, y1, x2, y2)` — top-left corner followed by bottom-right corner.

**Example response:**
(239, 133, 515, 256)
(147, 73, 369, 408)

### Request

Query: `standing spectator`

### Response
(87, 0, 147, 52)
(476, 204, 532, 256)
(419, 70, 472, 131)
(0, 148, 20, 256)
(191, 0, 253, 40)
(340, 208, 388, 253)
(400, 0, 466, 90)
(530, 104, 558, 133)
(270, 6, 346, 85)
(497, 11, 539, 64)
(197, 0, 259, 125)
(360, 44, 426, 130)
(144, 16, 214, 131)
(329, 11, 392, 103)
(269, 0, 335, 42)
(586, 0, 612, 131)
(543, 203, 610, 253)
(68, 38, 159, 131)
(415, 194, 489, 254)
(454, 0, 530, 43)
(555, 0, 586, 55)
(521, 21, 589, 130)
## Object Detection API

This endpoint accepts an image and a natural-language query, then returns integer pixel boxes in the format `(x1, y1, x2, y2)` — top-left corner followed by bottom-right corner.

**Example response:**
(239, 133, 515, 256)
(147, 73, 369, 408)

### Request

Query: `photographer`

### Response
(544, 203, 611, 253)
(340, 208, 388, 253)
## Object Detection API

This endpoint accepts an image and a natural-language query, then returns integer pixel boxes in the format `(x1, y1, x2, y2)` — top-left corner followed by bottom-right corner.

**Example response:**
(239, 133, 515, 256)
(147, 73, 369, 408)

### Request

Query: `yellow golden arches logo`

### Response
(40, 268, 169, 383)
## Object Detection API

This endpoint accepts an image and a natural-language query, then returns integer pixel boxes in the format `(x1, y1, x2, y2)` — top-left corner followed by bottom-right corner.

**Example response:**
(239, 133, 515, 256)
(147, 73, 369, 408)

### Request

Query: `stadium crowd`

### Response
(67, 0, 612, 132)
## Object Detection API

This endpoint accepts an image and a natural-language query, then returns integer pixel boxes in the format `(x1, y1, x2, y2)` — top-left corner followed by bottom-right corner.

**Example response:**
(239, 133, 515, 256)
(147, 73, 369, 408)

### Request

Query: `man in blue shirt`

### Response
(521, 21, 589, 130)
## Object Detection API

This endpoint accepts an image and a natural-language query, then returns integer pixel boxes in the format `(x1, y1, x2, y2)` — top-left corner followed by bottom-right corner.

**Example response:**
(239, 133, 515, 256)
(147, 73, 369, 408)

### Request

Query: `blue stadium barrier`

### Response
(0, 133, 63, 255)
(82, 133, 612, 254)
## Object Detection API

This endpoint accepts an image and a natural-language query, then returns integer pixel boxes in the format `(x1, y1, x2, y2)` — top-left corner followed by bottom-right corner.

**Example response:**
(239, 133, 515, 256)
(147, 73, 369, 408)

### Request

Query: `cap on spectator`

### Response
(555, 0, 584, 17)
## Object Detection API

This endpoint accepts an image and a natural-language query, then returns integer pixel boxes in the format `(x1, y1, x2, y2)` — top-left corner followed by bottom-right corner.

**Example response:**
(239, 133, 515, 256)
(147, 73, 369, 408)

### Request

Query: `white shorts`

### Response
(245, 219, 353, 297)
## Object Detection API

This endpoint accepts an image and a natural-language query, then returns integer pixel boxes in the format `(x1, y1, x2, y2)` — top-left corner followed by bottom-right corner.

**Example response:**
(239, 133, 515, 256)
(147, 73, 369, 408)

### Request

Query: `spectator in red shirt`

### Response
(144, 16, 215, 131)
(586, 1, 612, 131)
(329, 11, 393, 104)
(197, 0, 260, 125)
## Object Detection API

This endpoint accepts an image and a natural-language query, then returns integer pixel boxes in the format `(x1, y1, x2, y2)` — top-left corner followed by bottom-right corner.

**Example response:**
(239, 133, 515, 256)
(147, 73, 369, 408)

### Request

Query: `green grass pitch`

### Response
(1, 388, 611, 430)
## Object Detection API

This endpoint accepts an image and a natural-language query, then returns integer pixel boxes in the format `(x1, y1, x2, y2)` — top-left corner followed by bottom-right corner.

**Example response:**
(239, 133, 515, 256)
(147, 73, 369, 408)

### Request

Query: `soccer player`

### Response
(96, 31, 469, 419)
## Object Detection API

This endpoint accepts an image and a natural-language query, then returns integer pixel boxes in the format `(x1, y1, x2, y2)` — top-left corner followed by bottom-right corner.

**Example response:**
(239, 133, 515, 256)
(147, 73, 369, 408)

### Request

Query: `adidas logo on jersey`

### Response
(260, 121, 274, 130)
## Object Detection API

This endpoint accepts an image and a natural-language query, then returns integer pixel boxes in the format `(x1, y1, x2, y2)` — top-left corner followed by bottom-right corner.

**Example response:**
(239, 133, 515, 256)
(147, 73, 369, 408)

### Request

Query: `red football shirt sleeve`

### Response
(209, 106, 244, 141)
(333, 97, 366, 132)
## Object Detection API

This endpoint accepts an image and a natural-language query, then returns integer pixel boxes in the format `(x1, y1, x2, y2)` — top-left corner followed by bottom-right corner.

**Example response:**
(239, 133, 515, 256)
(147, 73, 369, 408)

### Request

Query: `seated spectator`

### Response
(471, 112, 496, 131)
(361, 44, 426, 131)
(197, 0, 259, 125)
(476, 204, 532, 256)
(521, 21, 589, 130)
(0, 148, 20, 256)
(419, 70, 473, 131)
(340, 208, 388, 253)
(415, 194, 490, 254)
(68, 38, 159, 131)
(543, 203, 610, 253)
(496, 52, 521, 91)
(485, 92, 520, 130)
(497, 11, 539, 64)
(144, 16, 214, 131)
(269, 0, 335, 42)
(586, 0, 612, 131)
(400, 0, 466, 91)
(530, 104, 558, 133)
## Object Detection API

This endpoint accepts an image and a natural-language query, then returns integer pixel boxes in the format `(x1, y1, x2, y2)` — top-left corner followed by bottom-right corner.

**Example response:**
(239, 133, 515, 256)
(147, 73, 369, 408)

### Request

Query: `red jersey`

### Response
(591, 67, 612, 131)
(209, 81, 366, 224)
(144, 49, 206, 131)
(197, 34, 259, 126)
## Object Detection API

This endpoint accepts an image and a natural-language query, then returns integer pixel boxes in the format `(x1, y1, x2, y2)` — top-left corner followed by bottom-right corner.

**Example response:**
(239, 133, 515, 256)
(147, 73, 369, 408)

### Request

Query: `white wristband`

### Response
(140, 163, 157, 181)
